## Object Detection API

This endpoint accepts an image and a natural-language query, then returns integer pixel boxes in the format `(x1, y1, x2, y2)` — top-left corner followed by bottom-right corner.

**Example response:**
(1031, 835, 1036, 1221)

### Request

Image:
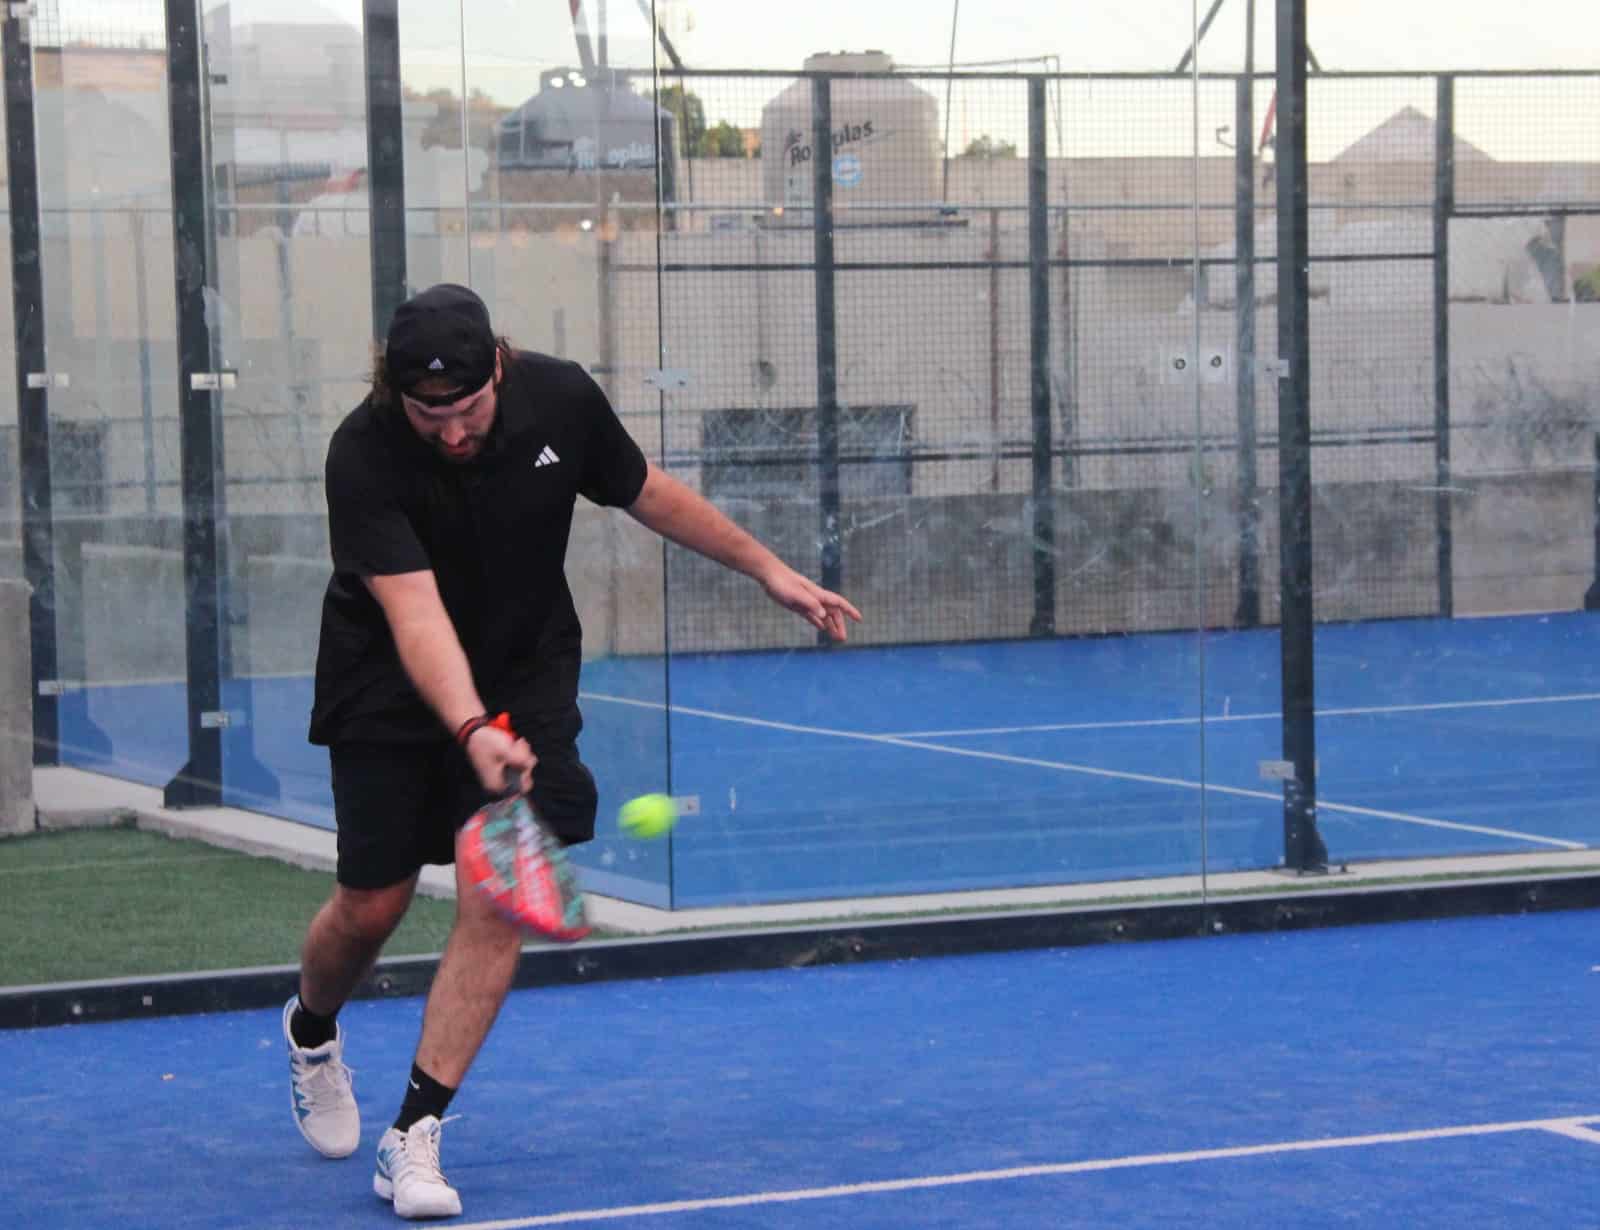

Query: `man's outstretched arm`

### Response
(625, 463, 863, 641)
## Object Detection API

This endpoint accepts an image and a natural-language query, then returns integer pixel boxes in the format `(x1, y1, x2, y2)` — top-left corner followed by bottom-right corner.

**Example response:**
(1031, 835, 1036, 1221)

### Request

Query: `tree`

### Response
(697, 119, 746, 158)
(405, 85, 506, 152)
(656, 84, 707, 157)
(652, 85, 747, 158)
(960, 134, 1018, 159)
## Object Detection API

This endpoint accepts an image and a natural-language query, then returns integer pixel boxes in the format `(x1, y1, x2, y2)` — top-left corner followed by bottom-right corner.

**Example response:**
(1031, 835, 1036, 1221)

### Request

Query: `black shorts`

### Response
(329, 733, 599, 891)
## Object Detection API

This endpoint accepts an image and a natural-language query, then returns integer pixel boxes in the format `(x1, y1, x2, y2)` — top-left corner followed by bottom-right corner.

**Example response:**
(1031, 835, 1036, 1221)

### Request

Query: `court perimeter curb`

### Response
(6, 869, 1600, 1030)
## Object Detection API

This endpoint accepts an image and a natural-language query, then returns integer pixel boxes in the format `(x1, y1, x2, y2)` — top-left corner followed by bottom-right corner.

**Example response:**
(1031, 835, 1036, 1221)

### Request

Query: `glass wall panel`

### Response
(203, 0, 371, 820)
(451, 0, 674, 903)
(1190, 55, 1293, 879)
(651, 6, 1209, 910)
(1307, 70, 1600, 869)
(35, 3, 187, 789)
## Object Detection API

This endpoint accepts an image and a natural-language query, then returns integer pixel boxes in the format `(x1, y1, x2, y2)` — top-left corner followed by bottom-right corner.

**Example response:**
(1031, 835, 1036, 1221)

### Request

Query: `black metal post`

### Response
(1028, 76, 1055, 637)
(1433, 75, 1455, 619)
(811, 75, 842, 624)
(3, 7, 58, 764)
(1274, 0, 1326, 872)
(162, 0, 225, 808)
(1234, 73, 1261, 628)
(1586, 432, 1600, 611)
(364, 0, 407, 338)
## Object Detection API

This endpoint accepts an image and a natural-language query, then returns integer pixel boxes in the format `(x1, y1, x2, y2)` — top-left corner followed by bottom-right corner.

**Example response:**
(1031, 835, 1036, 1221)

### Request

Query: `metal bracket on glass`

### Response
(37, 680, 80, 697)
(190, 371, 238, 391)
(1263, 357, 1292, 380)
(673, 795, 701, 816)
(25, 373, 68, 389)
(644, 369, 691, 391)
(199, 710, 244, 730)
(1259, 759, 1319, 781)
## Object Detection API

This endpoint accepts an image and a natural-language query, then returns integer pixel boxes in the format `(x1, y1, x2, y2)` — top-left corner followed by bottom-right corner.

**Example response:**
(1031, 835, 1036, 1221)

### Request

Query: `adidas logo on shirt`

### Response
(534, 445, 561, 468)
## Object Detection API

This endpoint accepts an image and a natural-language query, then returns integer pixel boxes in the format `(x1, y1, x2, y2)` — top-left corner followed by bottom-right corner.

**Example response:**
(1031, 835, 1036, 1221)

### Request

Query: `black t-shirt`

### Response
(307, 351, 649, 746)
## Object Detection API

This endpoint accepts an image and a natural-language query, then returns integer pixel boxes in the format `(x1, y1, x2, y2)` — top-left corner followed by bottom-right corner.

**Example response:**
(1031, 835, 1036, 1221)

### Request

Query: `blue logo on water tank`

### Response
(833, 152, 862, 187)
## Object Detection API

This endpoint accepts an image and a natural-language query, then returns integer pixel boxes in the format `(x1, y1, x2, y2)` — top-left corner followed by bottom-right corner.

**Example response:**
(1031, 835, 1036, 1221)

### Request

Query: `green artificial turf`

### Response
(0, 826, 460, 986)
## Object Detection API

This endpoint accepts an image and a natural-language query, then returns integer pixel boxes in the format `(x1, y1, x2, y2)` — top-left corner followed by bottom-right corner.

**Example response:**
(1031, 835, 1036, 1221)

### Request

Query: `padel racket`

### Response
(459, 731, 590, 943)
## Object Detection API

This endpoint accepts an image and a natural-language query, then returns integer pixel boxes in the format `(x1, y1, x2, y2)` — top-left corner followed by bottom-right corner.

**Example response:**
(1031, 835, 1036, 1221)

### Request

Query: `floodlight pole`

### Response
(570, 0, 598, 76)
(1176, 0, 1227, 74)
(635, 0, 685, 71)
(1178, 2, 1323, 77)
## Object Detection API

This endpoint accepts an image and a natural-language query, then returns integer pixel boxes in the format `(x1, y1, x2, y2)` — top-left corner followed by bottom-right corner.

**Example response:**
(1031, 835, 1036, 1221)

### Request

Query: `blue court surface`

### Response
(7, 908, 1600, 1227)
(55, 612, 1600, 907)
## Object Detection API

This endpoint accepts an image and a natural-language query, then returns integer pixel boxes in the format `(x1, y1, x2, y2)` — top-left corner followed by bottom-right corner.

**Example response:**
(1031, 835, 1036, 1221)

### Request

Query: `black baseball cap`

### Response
(385, 283, 497, 404)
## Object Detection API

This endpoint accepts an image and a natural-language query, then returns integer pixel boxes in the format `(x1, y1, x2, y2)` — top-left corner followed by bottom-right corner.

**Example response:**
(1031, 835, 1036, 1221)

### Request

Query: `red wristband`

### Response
(455, 711, 513, 748)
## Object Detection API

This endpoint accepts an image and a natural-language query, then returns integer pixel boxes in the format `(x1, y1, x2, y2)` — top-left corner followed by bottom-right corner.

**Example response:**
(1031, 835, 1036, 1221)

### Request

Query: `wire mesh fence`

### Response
(30, 0, 166, 52)
(7, 62, 1599, 659)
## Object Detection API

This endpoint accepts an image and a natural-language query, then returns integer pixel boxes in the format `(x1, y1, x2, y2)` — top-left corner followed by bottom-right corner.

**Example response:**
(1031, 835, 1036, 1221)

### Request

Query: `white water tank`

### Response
(760, 51, 940, 213)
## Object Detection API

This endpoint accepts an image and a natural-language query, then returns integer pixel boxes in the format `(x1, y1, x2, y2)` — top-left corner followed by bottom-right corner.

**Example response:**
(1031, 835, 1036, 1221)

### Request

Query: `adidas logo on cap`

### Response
(428, 358, 445, 370)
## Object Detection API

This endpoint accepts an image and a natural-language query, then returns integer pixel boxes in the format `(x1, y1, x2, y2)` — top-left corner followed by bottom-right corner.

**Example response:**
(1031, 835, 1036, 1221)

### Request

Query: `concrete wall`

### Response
(25, 459, 1588, 682)
(0, 580, 33, 836)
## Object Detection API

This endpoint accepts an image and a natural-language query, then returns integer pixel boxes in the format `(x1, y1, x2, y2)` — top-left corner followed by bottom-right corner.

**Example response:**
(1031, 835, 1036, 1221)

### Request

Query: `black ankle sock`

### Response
(394, 1064, 456, 1133)
(289, 997, 339, 1050)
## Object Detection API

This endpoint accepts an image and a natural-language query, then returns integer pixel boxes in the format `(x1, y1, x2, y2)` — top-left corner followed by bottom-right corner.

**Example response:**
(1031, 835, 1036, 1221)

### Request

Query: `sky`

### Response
(45, 0, 1600, 161)
(71, 0, 1600, 78)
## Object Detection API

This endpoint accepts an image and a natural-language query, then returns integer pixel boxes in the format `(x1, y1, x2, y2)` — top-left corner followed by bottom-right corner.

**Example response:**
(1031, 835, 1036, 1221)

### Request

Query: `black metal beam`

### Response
(634, 0, 685, 71)
(1274, 0, 1326, 873)
(162, 0, 225, 808)
(2, 6, 57, 763)
(1234, 74, 1261, 629)
(812, 76, 842, 620)
(363, 0, 407, 339)
(1433, 76, 1455, 618)
(1028, 76, 1055, 637)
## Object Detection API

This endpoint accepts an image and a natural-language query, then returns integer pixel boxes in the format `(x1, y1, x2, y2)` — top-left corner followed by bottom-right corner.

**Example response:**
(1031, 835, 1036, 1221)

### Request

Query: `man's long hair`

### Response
(369, 337, 516, 408)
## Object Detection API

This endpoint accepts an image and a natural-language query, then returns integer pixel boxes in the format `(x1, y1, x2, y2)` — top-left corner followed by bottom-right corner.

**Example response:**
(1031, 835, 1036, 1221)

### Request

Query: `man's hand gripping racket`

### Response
(458, 714, 590, 943)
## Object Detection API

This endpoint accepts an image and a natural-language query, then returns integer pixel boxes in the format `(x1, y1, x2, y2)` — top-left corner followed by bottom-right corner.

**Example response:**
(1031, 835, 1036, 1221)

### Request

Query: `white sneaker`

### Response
(282, 996, 360, 1159)
(373, 1116, 463, 1220)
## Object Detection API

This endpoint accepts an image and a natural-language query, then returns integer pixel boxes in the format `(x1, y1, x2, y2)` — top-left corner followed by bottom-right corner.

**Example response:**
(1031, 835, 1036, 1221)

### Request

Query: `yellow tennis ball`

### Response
(618, 793, 678, 840)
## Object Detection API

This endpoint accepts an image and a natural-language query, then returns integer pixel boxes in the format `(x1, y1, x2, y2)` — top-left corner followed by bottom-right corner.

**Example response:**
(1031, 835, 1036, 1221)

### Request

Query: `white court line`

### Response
(451, 1115, 1600, 1229)
(580, 693, 1584, 850)
(1544, 1121, 1600, 1146)
(886, 691, 1600, 739)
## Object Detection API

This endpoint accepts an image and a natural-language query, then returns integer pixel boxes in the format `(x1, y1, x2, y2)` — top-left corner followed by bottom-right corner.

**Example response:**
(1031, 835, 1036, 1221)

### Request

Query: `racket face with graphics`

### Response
(459, 775, 590, 943)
